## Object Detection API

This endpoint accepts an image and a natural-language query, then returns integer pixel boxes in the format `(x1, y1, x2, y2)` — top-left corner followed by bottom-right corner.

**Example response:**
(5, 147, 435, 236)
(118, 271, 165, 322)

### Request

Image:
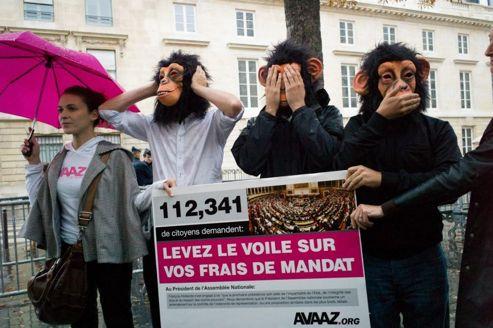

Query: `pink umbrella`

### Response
(0, 31, 139, 129)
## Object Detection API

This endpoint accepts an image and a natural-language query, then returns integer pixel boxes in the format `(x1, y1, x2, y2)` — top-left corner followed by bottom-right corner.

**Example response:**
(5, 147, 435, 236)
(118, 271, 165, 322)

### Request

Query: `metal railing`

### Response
(439, 193, 470, 270)
(0, 197, 37, 297)
(222, 168, 255, 182)
(0, 197, 143, 299)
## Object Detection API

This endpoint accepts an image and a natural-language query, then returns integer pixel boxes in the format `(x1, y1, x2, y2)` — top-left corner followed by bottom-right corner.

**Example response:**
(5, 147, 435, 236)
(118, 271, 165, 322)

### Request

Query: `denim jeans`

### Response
(364, 244, 449, 328)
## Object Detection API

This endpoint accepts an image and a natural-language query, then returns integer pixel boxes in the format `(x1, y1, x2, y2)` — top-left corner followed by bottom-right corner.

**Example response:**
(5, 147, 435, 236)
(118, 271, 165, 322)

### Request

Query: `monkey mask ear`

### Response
(416, 55, 431, 81)
(258, 66, 268, 87)
(353, 70, 369, 95)
(307, 58, 323, 81)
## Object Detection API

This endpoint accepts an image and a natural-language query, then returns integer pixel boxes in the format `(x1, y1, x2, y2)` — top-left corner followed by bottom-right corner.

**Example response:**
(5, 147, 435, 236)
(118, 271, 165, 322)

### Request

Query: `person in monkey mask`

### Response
(232, 39, 343, 178)
(99, 51, 243, 327)
(333, 43, 461, 328)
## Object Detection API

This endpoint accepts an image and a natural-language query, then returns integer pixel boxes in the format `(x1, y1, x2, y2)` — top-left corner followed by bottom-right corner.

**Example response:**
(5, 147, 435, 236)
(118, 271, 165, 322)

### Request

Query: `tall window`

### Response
(341, 64, 357, 108)
(383, 25, 396, 44)
(339, 21, 354, 45)
(236, 10, 254, 37)
(39, 135, 63, 162)
(458, 34, 469, 54)
(422, 30, 434, 52)
(87, 49, 116, 79)
(238, 60, 258, 109)
(428, 69, 438, 109)
(461, 127, 473, 154)
(86, 0, 112, 26)
(460, 71, 472, 109)
(174, 3, 196, 33)
(24, 0, 54, 21)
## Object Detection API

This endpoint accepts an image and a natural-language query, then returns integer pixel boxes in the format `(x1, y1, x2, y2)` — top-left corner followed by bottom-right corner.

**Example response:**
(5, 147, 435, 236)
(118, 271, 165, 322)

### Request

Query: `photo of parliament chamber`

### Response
(247, 181, 356, 235)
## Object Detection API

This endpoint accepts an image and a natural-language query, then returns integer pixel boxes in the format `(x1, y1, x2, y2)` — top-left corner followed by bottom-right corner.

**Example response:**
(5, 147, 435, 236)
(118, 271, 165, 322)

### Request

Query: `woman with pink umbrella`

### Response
(21, 86, 147, 327)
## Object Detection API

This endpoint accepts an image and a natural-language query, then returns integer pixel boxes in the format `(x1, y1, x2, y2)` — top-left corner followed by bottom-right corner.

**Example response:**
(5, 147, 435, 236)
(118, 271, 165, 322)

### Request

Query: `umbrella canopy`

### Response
(0, 31, 139, 129)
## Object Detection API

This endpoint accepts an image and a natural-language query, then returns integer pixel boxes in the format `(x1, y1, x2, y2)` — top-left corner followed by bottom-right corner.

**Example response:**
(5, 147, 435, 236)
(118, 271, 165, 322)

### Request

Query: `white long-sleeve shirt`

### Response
(25, 137, 104, 244)
(99, 108, 243, 186)
(25, 162, 44, 205)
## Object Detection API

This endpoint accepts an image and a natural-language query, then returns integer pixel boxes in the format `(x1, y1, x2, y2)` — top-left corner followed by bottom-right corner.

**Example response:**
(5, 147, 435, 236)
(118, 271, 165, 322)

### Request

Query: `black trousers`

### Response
(71, 261, 134, 328)
(143, 234, 161, 328)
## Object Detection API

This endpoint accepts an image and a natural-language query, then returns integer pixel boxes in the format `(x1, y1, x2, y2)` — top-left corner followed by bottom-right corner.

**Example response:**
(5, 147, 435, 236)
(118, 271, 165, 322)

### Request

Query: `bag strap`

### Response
(78, 152, 111, 233)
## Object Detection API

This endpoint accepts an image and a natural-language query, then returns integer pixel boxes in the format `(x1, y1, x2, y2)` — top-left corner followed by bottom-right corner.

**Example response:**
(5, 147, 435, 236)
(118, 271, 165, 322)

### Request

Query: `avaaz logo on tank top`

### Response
(59, 166, 87, 178)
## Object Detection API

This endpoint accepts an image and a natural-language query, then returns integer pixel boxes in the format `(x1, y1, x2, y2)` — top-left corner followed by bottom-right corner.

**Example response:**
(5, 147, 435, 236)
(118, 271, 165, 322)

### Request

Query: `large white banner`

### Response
(152, 171, 370, 327)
